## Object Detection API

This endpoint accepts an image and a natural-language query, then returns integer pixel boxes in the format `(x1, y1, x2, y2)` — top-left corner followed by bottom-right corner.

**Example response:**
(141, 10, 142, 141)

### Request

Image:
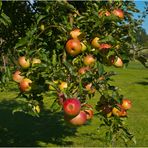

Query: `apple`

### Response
(40, 24, 45, 31)
(84, 109, 93, 120)
(70, 29, 81, 39)
(112, 9, 124, 19)
(57, 93, 66, 106)
(114, 57, 123, 67)
(78, 66, 90, 75)
(98, 10, 111, 17)
(18, 56, 30, 69)
(12, 70, 24, 83)
(63, 98, 81, 117)
(65, 110, 87, 126)
(81, 42, 87, 52)
(108, 55, 123, 67)
(91, 37, 100, 48)
(99, 43, 111, 49)
(65, 39, 82, 56)
(58, 81, 68, 91)
(19, 78, 32, 92)
(85, 83, 96, 94)
(32, 58, 41, 65)
(112, 104, 127, 117)
(83, 55, 95, 66)
(121, 99, 132, 110)
(33, 105, 40, 113)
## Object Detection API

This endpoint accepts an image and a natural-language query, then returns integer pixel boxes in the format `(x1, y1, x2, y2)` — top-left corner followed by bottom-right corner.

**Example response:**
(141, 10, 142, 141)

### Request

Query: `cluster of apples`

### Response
(62, 98, 93, 126)
(96, 96, 132, 118)
(12, 56, 41, 92)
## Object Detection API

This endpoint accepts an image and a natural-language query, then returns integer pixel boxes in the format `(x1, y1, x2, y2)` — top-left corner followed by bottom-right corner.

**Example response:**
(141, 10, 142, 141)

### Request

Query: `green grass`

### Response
(0, 61, 148, 147)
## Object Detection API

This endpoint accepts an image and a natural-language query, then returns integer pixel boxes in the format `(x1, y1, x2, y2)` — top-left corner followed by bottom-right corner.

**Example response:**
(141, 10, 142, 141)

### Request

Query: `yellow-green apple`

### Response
(65, 39, 82, 56)
(112, 104, 127, 117)
(40, 24, 45, 31)
(70, 29, 81, 39)
(83, 55, 95, 66)
(91, 37, 100, 48)
(58, 81, 68, 91)
(32, 58, 41, 65)
(18, 56, 30, 69)
(85, 83, 96, 94)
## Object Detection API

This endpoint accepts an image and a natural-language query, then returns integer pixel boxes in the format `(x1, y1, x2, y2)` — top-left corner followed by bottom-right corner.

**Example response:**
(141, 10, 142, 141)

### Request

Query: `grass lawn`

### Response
(0, 61, 148, 147)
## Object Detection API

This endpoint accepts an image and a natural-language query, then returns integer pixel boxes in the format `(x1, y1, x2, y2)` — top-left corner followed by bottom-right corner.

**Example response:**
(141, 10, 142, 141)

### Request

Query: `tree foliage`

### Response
(0, 0, 148, 146)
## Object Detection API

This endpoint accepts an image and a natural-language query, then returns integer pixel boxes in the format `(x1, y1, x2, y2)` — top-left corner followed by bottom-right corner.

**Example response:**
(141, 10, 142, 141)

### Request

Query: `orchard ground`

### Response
(0, 61, 148, 147)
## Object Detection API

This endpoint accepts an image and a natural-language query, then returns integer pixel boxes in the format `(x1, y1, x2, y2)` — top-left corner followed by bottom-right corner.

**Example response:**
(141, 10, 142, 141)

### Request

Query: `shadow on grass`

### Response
(0, 100, 76, 147)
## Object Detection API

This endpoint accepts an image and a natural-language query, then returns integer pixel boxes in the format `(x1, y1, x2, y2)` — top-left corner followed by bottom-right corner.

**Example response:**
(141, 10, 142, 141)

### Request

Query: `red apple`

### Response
(83, 55, 95, 66)
(121, 99, 132, 110)
(78, 66, 90, 75)
(18, 56, 30, 69)
(91, 37, 100, 48)
(84, 109, 94, 120)
(12, 70, 24, 83)
(65, 110, 87, 126)
(99, 43, 111, 49)
(19, 78, 32, 92)
(65, 39, 82, 56)
(112, 9, 124, 19)
(70, 29, 81, 39)
(63, 98, 81, 117)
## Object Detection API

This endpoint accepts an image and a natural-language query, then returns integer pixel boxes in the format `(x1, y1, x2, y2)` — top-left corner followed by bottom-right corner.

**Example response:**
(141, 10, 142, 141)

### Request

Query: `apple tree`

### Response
(0, 0, 147, 146)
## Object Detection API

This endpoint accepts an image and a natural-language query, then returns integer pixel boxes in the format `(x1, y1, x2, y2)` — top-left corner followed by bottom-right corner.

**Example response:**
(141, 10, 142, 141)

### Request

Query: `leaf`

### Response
(1, 12, 11, 25)
(15, 37, 28, 49)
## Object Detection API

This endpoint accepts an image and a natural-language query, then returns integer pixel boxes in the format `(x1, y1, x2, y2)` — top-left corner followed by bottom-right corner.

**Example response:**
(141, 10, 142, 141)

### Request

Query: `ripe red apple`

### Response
(65, 39, 82, 56)
(112, 9, 124, 19)
(83, 55, 95, 66)
(12, 70, 24, 83)
(19, 78, 32, 92)
(91, 37, 100, 48)
(18, 56, 30, 69)
(112, 104, 127, 117)
(65, 110, 87, 126)
(78, 66, 90, 75)
(63, 98, 81, 117)
(58, 81, 68, 91)
(84, 109, 93, 120)
(70, 29, 81, 39)
(121, 99, 132, 110)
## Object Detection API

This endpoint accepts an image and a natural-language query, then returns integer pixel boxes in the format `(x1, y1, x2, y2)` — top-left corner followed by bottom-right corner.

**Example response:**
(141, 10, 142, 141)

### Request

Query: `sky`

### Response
(135, 1, 148, 34)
